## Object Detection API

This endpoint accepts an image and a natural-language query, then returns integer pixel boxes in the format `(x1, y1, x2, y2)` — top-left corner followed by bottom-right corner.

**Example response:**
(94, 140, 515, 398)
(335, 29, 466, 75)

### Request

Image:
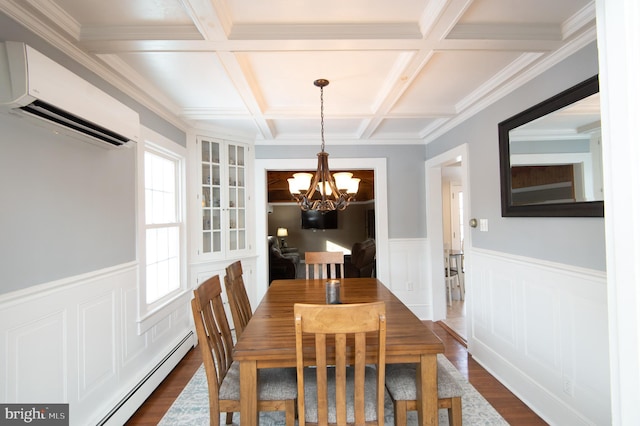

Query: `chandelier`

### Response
(287, 79, 360, 211)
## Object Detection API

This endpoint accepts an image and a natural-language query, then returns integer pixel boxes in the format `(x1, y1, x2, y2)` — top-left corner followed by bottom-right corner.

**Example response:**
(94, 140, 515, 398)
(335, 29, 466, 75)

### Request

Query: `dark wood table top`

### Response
(233, 277, 444, 366)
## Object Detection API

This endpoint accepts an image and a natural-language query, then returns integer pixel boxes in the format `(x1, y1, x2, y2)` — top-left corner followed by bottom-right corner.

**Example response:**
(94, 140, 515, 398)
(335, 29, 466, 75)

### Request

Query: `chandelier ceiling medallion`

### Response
(288, 79, 360, 212)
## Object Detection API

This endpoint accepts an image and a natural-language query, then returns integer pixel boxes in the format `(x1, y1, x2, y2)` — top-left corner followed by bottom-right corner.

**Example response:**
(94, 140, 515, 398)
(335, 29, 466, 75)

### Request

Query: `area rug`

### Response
(158, 354, 507, 425)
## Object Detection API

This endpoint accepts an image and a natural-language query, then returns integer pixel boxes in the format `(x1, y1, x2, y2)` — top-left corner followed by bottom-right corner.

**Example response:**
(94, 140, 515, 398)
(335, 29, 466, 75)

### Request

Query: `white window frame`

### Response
(137, 126, 188, 334)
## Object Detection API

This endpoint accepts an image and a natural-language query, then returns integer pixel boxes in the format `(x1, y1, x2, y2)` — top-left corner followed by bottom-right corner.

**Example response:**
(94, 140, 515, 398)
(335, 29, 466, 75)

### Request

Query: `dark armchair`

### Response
(268, 236, 298, 283)
(344, 238, 376, 278)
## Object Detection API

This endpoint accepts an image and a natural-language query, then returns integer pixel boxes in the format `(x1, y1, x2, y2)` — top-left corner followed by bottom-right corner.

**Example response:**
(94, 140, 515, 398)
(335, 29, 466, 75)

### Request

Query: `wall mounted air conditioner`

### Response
(0, 41, 140, 148)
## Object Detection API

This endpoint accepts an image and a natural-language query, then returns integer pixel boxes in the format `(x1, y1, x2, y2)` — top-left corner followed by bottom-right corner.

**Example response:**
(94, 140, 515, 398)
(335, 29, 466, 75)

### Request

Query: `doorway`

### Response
(255, 157, 389, 303)
(441, 169, 466, 339)
(425, 144, 470, 341)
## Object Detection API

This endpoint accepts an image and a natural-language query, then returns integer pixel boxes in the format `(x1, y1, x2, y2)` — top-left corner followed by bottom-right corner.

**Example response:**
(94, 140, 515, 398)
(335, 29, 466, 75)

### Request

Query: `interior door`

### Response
(450, 184, 463, 251)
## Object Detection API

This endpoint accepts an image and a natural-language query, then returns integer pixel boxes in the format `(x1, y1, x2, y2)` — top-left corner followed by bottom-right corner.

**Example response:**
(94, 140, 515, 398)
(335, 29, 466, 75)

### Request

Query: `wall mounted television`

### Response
(301, 209, 338, 229)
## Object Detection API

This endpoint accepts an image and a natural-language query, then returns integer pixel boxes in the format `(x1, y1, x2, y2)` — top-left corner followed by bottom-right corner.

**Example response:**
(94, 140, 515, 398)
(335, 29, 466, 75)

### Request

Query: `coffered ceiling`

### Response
(1, 0, 596, 145)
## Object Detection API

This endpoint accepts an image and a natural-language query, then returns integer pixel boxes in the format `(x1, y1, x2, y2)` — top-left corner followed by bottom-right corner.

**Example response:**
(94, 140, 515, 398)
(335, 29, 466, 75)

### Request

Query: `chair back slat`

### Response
(224, 261, 253, 338)
(294, 301, 386, 425)
(305, 251, 344, 279)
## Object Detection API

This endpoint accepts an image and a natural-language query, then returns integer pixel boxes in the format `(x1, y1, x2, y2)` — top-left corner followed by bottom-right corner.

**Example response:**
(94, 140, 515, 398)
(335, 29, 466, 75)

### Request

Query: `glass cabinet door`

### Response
(198, 137, 249, 257)
(201, 139, 222, 254)
(227, 143, 246, 251)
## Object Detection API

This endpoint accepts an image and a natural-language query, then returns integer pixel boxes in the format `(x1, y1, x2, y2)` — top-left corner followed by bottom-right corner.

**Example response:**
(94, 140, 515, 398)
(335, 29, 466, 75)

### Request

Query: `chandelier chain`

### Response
(320, 84, 325, 153)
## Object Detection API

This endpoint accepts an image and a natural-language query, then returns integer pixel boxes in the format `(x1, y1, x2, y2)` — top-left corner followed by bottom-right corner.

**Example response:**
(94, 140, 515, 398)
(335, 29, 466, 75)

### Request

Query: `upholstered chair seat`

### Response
(219, 362, 298, 401)
(385, 359, 463, 426)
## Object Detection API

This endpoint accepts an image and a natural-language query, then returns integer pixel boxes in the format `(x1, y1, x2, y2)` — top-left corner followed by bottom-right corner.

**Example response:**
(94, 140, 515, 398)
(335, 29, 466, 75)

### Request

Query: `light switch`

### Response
(479, 219, 489, 232)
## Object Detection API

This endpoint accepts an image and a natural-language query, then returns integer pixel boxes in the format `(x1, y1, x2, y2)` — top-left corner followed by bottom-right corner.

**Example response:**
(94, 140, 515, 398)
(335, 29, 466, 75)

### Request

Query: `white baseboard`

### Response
(99, 332, 195, 426)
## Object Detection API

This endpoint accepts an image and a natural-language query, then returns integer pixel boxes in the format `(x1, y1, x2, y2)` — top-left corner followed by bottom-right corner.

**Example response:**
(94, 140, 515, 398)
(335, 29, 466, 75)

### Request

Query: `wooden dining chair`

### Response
(191, 274, 297, 426)
(444, 249, 460, 306)
(304, 251, 345, 279)
(294, 301, 386, 425)
(385, 359, 463, 426)
(223, 260, 252, 339)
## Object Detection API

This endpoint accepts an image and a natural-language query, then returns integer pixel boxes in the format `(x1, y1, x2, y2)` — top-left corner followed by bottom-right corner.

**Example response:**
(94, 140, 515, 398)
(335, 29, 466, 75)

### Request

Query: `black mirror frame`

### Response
(498, 75, 604, 217)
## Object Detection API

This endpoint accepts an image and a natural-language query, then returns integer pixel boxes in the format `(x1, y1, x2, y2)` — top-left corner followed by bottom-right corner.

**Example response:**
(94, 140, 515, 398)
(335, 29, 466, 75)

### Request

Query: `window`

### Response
(138, 127, 187, 323)
(145, 150, 181, 303)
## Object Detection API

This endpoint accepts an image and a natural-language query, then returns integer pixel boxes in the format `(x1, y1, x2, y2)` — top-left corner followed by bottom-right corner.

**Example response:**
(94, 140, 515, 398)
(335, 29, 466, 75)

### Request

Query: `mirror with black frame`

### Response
(498, 75, 604, 217)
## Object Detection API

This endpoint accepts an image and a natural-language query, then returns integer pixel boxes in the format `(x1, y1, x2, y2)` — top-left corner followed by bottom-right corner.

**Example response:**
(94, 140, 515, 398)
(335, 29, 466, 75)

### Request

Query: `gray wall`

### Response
(427, 42, 606, 270)
(255, 144, 427, 239)
(0, 12, 186, 293)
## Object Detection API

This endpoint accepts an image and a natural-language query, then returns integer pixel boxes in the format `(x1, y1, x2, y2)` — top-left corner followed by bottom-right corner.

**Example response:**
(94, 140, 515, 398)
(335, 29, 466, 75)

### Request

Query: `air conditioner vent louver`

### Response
(21, 100, 129, 146)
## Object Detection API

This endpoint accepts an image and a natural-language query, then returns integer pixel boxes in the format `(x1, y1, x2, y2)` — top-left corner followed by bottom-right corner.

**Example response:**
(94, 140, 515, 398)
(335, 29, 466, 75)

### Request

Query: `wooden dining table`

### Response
(232, 277, 445, 425)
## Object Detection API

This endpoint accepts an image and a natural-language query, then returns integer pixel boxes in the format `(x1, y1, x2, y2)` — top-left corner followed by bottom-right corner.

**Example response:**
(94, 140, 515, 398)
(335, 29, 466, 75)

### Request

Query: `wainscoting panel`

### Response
(0, 262, 194, 426)
(387, 239, 430, 318)
(468, 248, 610, 426)
(78, 291, 116, 400)
(10, 310, 67, 402)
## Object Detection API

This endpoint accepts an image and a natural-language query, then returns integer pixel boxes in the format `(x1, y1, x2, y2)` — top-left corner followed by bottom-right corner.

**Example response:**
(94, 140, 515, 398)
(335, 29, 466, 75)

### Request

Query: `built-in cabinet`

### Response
(196, 136, 252, 259)
(188, 133, 257, 307)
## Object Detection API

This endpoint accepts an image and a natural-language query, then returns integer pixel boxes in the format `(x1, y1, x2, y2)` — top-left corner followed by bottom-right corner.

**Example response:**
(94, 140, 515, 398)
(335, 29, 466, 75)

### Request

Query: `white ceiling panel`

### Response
(227, 0, 430, 24)
(54, 0, 194, 26)
(394, 50, 522, 112)
(459, 0, 591, 25)
(116, 52, 247, 111)
(242, 50, 410, 114)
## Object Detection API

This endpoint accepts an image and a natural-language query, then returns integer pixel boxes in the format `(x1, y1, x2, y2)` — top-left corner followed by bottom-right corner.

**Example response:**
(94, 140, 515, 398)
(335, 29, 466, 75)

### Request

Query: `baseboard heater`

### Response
(97, 331, 194, 426)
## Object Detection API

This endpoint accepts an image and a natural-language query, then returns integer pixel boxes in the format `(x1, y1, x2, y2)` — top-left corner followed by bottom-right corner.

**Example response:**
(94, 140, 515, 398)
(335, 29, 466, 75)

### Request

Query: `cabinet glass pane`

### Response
(202, 164, 210, 185)
(202, 141, 210, 162)
(229, 145, 236, 165)
(238, 230, 246, 249)
(212, 187, 220, 207)
(202, 187, 210, 207)
(238, 210, 245, 229)
(229, 166, 236, 186)
(203, 232, 211, 253)
(237, 166, 245, 187)
(229, 189, 237, 209)
(211, 165, 220, 185)
(212, 231, 221, 252)
(238, 188, 245, 208)
(212, 210, 221, 229)
(230, 230, 237, 250)
(229, 210, 237, 229)
(212, 143, 220, 163)
(203, 209, 211, 230)
(237, 146, 245, 166)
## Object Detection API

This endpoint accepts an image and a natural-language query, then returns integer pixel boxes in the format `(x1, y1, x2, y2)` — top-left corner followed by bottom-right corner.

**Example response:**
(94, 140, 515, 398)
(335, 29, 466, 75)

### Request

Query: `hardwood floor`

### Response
(441, 300, 467, 341)
(125, 322, 547, 425)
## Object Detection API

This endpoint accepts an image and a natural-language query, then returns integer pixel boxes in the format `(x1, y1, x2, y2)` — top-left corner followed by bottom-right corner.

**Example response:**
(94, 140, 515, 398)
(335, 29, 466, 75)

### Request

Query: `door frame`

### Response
(425, 144, 470, 321)
(254, 157, 389, 303)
